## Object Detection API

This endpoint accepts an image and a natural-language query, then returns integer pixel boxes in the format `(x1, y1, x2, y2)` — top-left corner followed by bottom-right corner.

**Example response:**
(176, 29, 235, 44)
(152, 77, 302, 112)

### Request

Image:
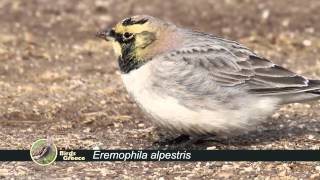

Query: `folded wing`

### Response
(160, 44, 320, 98)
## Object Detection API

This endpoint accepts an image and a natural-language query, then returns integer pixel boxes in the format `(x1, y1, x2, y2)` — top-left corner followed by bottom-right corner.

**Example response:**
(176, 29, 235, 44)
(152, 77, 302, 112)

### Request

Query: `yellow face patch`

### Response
(105, 17, 159, 60)
(114, 23, 153, 35)
(111, 41, 122, 57)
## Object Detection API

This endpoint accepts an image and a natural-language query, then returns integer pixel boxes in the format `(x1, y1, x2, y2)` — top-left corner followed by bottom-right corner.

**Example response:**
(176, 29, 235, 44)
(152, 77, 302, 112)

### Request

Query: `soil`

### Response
(0, 0, 320, 179)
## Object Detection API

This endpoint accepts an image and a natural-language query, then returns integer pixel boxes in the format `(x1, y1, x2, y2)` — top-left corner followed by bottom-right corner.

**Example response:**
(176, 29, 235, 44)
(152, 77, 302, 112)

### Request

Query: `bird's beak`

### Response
(96, 29, 115, 41)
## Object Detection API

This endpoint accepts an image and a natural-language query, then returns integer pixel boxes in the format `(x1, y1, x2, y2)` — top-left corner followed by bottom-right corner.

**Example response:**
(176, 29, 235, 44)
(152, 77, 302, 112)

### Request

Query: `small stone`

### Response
(303, 40, 312, 47)
(272, 113, 281, 119)
(100, 100, 106, 105)
(244, 166, 253, 172)
(83, 128, 91, 133)
(93, 146, 100, 150)
(305, 27, 315, 34)
(206, 146, 217, 150)
(221, 164, 232, 170)
(0, 169, 9, 176)
(304, 104, 311, 108)
(282, 19, 290, 27)
(308, 135, 315, 140)
(67, 167, 74, 173)
(261, 9, 270, 20)
(196, 162, 201, 168)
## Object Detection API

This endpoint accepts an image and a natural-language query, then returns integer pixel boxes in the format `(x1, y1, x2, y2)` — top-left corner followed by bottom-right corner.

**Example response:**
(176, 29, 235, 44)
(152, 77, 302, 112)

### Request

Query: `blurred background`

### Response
(0, 0, 319, 178)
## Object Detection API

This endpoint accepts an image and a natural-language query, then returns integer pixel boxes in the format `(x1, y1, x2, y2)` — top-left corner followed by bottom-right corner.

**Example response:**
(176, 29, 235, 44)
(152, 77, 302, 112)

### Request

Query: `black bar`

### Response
(59, 150, 320, 161)
(0, 150, 31, 161)
(1, 150, 320, 161)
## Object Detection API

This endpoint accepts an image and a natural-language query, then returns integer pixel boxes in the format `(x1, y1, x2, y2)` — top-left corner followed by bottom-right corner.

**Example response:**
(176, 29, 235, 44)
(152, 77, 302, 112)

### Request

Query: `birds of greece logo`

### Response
(30, 138, 57, 166)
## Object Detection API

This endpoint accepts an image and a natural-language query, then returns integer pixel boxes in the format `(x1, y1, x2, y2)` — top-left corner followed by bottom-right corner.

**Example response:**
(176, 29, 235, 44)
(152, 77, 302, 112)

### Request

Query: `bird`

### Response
(96, 15, 320, 144)
(31, 138, 53, 161)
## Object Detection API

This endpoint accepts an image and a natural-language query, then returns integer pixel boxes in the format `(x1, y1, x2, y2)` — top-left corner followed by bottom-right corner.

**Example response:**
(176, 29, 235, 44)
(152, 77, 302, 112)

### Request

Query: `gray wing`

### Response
(156, 44, 320, 97)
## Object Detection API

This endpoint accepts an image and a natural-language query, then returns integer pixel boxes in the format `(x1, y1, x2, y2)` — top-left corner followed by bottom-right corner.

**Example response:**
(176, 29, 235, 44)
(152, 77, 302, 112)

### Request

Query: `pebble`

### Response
(261, 9, 270, 20)
(83, 128, 91, 133)
(303, 40, 312, 47)
(206, 146, 217, 150)
(308, 135, 315, 140)
(0, 169, 9, 176)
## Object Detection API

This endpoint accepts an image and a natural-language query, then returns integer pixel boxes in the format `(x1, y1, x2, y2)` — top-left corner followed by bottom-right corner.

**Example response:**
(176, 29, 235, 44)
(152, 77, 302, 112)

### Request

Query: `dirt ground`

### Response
(0, 0, 320, 179)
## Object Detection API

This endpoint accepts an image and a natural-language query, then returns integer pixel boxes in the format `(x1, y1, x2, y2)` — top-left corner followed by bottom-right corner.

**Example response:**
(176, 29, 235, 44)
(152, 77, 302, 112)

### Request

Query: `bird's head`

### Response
(97, 15, 182, 67)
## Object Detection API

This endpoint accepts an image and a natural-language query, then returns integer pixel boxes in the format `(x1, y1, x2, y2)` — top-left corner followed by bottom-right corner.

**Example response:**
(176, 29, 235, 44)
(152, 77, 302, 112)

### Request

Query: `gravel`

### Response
(0, 0, 320, 178)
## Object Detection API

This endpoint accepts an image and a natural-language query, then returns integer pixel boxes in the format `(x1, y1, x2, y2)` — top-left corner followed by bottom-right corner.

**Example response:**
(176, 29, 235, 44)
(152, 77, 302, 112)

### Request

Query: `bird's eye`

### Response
(123, 32, 134, 40)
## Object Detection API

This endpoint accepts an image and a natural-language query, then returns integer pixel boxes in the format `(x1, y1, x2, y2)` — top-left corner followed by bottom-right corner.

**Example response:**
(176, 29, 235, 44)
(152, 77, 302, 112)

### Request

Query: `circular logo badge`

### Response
(30, 138, 57, 166)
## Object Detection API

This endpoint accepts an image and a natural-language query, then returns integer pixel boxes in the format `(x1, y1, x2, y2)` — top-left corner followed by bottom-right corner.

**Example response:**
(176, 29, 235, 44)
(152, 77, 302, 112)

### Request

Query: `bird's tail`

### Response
(307, 80, 320, 94)
(280, 79, 320, 104)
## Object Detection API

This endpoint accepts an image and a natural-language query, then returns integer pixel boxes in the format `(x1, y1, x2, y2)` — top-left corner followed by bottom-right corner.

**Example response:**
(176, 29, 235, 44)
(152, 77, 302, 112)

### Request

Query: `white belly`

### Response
(121, 63, 279, 136)
(120, 64, 194, 133)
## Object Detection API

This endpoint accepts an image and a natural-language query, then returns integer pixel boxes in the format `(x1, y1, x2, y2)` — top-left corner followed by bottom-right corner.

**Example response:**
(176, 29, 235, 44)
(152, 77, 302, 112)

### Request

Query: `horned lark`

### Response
(97, 15, 320, 141)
